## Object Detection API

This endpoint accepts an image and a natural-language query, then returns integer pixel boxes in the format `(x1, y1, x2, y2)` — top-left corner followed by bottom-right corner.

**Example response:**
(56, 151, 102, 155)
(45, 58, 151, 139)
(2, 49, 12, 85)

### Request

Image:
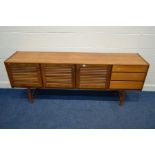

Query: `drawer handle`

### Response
(82, 64, 86, 67)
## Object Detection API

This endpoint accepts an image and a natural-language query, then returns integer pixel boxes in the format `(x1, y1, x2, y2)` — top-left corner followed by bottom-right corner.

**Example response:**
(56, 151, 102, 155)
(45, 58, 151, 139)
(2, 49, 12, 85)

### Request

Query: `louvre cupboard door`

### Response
(6, 63, 42, 87)
(41, 64, 75, 88)
(76, 64, 111, 89)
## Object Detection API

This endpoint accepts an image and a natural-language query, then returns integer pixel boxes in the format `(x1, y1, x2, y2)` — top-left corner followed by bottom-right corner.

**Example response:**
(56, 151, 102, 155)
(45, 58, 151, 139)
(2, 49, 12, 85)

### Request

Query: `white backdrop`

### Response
(0, 26, 155, 90)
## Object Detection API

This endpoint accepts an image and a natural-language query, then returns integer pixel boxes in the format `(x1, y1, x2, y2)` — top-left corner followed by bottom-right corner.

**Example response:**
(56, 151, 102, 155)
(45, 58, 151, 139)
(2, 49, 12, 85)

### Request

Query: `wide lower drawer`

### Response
(110, 81, 143, 89)
(111, 73, 146, 81)
(112, 65, 148, 72)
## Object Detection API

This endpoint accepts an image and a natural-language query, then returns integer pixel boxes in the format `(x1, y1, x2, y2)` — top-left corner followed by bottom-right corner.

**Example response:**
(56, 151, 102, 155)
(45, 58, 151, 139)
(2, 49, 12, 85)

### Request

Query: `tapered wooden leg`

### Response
(28, 88, 33, 103)
(119, 90, 125, 106)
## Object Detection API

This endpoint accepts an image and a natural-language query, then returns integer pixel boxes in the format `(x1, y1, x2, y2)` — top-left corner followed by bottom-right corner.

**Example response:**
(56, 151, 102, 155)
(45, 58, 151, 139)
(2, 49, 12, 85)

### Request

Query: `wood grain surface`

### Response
(5, 51, 149, 65)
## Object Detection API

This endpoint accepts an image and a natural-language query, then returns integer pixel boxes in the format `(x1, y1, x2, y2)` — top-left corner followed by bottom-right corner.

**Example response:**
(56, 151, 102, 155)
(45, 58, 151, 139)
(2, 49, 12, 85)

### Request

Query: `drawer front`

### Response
(111, 73, 146, 81)
(112, 65, 148, 72)
(41, 64, 75, 88)
(110, 81, 143, 89)
(77, 64, 111, 89)
(6, 63, 42, 87)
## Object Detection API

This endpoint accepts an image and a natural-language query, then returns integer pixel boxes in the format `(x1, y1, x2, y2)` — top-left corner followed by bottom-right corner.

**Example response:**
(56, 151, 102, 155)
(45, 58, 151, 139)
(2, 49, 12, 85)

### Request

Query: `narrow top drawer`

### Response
(112, 65, 148, 73)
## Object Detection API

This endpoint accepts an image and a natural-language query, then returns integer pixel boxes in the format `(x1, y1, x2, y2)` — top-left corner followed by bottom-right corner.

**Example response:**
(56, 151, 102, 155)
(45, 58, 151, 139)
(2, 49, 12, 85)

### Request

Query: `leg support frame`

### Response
(27, 88, 125, 106)
(119, 90, 125, 106)
(28, 88, 33, 103)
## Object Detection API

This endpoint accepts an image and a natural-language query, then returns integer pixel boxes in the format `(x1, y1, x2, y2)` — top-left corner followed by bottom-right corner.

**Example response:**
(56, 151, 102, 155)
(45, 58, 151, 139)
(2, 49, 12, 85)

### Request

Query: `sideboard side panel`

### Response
(4, 62, 14, 87)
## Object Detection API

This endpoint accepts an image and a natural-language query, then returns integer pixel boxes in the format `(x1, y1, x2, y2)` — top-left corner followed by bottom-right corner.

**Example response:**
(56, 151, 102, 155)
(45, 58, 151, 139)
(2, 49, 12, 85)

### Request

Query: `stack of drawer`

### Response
(110, 65, 148, 89)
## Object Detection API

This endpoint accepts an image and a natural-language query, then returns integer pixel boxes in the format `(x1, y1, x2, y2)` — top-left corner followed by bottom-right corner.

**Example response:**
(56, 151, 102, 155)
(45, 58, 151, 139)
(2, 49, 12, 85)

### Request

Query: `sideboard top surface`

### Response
(5, 51, 148, 65)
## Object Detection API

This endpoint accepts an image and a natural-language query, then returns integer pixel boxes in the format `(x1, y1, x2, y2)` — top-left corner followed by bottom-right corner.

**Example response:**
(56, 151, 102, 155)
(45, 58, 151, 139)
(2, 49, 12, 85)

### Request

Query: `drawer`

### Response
(110, 81, 143, 89)
(112, 65, 148, 72)
(111, 73, 146, 81)
(6, 63, 42, 87)
(41, 64, 75, 88)
(76, 64, 111, 89)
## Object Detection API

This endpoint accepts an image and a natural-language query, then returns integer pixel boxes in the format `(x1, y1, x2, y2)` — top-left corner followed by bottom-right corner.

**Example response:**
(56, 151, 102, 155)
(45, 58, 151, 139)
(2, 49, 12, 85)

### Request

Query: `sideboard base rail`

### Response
(26, 88, 126, 106)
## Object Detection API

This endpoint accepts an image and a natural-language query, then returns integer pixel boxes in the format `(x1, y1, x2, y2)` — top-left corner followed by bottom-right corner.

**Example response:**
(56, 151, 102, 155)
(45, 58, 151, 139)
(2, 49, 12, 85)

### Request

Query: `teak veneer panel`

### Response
(5, 51, 148, 65)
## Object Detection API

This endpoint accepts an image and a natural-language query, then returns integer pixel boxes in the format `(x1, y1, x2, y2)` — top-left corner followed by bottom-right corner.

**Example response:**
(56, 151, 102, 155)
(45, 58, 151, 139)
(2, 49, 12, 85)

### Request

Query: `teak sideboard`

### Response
(4, 51, 149, 106)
